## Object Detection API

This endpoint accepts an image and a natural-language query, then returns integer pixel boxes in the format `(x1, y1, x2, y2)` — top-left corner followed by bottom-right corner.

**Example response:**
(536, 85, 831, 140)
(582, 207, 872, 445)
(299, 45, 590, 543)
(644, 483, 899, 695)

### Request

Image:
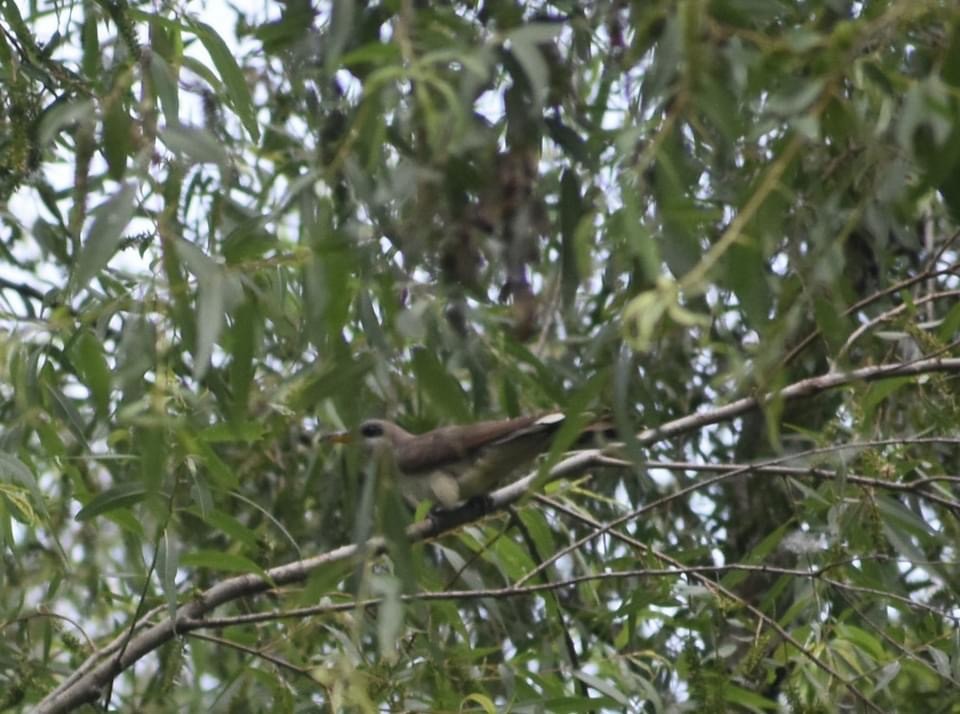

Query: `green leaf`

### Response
(507, 24, 560, 107)
(540, 697, 619, 713)
(303, 242, 354, 341)
(572, 671, 628, 706)
(226, 299, 258, 416)
(861, 376, 911, 427)
(498, 339, 565, 404)
(43, 382, 89, 447)
(546, 117, 589, 164)
(517, 508, 555, 564)
(875, 660, 901, 691)
(812, 295, 850, 355)
(139, 425, 167, 494)
(158, 530, 179, 619)
(194, 270, 225, 380)
(72, 330, 112, 417)
(189, 21, 260, 141)
(723, 239, 772, 328)
(102, 96, 132, 180)
(75, 482, 148, 522)
(836, 624, 886, 661)
(0, 483, 38, 526)
(37, 98, 96, 147)
(73, 182, 137, 293)
(81, 12, 100, 79)
(175, 237, 217, 280)
(181, 55, 219, 88)
(324, 0, 355, 71)
(289, 356, 373, 411)
(766, 78, 826, 115)
(506, 21, 564, 46)
(372, 574, 404, 661)
(0, 452, 43, 508)
(182, 433, 239, 489)
(341, 41, 401, 69)
(723, 682, 777, 710)
(490, 536, 535, 581)
(180, 549, 270, 580)
(559, 170, 584, 309)
(148, 53, 180, 126)
(193, 507, 260, 549)
(531, 370, 610, 493)
(161, 125, 229, 169)
(410, 347, 471, 423)
(461, 694, 496, 714)
(937, 299, 960, 341)
(926, 646, 951, 678)
(944, 20, 960, 88)
(198, 421, 265, 444)
(721, 520, 791, 590)
(199, 442, 238, 489)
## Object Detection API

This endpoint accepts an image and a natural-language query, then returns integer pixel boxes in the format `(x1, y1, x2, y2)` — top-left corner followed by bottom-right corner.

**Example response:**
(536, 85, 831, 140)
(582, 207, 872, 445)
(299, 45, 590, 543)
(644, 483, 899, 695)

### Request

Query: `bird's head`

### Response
(324, 419, 411, 453)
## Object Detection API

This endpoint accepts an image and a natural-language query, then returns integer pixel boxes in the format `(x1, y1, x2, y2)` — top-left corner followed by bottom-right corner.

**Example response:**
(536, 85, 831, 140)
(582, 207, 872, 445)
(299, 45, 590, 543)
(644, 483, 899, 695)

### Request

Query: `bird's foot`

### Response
(426, 495, 494, 529)
(461, 494, 494, 518)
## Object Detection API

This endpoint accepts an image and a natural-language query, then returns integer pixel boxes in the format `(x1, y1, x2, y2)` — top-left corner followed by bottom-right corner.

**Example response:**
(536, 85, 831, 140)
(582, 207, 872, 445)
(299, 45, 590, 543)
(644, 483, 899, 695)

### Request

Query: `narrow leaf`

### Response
(159, 530, 179, 619)
(73, 182, 137, 292)
(73, 330, 112, 417)
(161, 124, 229, 168)
(410, 347, 471, 422)
(75, 482, 148, 521)
(180, 549, 270, 581)
(190, 21, 259, 141)
(194, 271, 225, 380)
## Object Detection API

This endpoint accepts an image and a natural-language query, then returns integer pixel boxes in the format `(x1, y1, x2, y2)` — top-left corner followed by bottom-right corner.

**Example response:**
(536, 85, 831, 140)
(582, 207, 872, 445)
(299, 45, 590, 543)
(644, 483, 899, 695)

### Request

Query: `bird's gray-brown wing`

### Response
(453, 414, 570, 499)
(393, 416, 542, 474)
(393, 413, 615, 505)
(411, 414, 567, 501)
(454, 413, 620, 499)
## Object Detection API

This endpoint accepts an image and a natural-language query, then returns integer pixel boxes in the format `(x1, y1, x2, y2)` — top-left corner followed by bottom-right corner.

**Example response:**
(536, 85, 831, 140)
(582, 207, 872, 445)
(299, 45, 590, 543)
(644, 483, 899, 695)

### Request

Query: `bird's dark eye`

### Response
(360, 422, 384, 438)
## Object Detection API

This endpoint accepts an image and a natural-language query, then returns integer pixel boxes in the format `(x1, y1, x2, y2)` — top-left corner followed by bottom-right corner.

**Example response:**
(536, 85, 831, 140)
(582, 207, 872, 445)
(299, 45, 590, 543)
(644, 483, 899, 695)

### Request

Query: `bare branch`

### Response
(184, 631, 314, 678)
(837, 290, 960, 360)
(624, 356, 960, 448)
(174, 557, 957, 631)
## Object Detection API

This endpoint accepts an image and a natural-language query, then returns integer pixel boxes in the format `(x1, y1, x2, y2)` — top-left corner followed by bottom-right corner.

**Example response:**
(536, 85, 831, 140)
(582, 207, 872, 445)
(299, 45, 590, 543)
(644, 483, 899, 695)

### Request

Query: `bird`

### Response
(326, 413, 614, 509)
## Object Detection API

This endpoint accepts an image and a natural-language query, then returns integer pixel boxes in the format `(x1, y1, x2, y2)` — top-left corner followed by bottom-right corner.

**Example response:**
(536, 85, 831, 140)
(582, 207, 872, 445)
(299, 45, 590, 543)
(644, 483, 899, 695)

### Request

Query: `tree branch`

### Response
(625, 356, 960, 448)
(170, 557, 957, 631)
(37, 356, 960, 712)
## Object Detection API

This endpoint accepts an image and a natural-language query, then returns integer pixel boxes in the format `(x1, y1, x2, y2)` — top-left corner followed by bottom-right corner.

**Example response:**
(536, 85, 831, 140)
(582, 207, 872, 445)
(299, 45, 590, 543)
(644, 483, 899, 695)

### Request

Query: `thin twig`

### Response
(184, 631, 314, 677)
(515, 437, 960, 588)
(534, 496, 885, 712)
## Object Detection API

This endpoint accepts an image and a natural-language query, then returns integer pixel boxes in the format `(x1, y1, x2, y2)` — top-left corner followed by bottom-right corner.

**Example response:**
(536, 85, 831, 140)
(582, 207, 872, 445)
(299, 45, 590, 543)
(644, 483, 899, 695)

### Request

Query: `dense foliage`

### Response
(2, 0, 960, 711)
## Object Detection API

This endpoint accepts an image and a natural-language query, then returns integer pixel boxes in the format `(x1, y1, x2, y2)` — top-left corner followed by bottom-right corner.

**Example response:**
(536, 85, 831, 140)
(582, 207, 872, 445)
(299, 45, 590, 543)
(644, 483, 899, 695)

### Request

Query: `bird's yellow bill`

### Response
(323, 430, 353, 444)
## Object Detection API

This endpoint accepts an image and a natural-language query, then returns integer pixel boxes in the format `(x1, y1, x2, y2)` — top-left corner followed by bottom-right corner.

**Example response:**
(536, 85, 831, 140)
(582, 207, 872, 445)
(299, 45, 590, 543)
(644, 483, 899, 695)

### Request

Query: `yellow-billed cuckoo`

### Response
(328, 413, 613, 509)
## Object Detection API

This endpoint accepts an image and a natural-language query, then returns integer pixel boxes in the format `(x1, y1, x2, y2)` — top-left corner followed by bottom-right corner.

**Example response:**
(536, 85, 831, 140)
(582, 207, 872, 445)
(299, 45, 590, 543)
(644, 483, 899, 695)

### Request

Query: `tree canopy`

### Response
(2, 0, 960, 711)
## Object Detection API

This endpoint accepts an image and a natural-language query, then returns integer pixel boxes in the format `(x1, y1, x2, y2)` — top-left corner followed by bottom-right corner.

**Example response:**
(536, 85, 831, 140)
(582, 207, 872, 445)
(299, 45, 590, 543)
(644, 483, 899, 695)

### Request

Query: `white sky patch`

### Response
(688, 490, 714, 517)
